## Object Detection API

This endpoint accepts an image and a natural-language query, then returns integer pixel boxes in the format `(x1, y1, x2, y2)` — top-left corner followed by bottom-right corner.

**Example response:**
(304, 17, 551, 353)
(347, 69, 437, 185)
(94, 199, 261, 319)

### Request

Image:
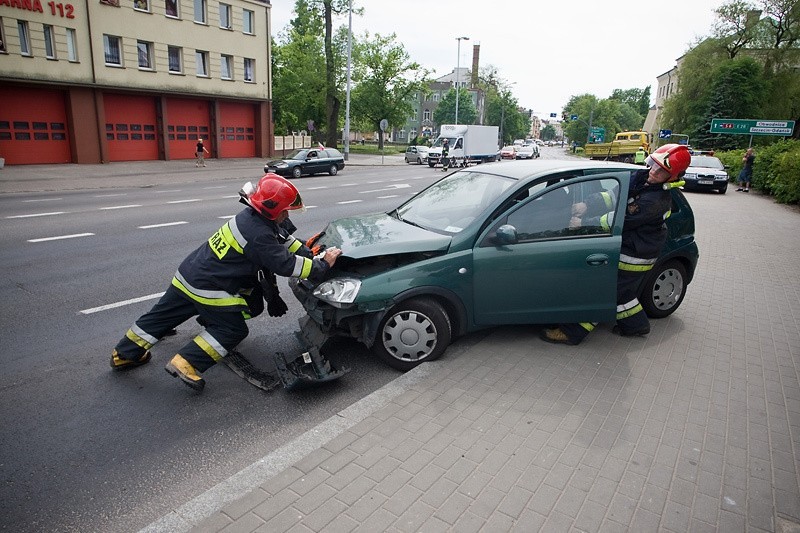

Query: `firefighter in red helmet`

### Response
(541, 144, 691, 345)
(110, 173, 342, 391)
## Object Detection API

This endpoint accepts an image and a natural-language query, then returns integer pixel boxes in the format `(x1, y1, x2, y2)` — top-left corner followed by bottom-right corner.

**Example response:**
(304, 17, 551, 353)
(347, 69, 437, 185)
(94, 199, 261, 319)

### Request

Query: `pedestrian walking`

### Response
(195, 138, 209, 167)
(737, 148, 755, 192)
(441, 138, 450, 172)
(540, 143, 691, 345)
(110, 174, 342, 391)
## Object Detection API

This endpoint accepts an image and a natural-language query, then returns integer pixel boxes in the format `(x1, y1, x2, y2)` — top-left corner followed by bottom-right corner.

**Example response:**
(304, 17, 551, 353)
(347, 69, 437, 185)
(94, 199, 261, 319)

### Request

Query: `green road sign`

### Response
(710, 118, 795, 136)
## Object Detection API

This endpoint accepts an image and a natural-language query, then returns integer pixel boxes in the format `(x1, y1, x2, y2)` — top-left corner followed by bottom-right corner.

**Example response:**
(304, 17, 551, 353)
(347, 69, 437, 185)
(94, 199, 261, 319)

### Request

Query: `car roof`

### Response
(473, 159, 640, 181)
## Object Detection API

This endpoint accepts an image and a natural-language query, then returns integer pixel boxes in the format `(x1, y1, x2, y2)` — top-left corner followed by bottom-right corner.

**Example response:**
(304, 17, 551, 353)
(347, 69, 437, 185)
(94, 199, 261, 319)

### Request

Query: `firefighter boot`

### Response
(539, 328, 579, 346)
(165, 354, 205, 391)
(111, 349, 152, 371)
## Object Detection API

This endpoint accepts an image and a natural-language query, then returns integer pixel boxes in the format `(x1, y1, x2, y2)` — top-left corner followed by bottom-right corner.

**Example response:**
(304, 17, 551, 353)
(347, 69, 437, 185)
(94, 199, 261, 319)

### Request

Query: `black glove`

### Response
(267, 295, 288, 317)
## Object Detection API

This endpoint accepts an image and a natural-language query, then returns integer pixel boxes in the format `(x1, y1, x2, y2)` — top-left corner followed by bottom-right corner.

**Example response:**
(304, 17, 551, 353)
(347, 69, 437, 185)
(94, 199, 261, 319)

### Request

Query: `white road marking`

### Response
(222, 195, 239, 199)
(22, 198, 63, 202)
(203, 186, 226, 189)
(305, 186, 328, 190)
(360, 184, 411, 194)
(93, 193, 127, 197)
(377, 195, 398, 199)
(80, 292, 165, 314)
(100, 205, 142, 210)
(167, 199, 202, 204)
(28, 233, 94, 243)
(337, 200, 362, 205)
(6, 212, 65, 218)
(154, 189, 182, 193)
(139, 221, 188, 229)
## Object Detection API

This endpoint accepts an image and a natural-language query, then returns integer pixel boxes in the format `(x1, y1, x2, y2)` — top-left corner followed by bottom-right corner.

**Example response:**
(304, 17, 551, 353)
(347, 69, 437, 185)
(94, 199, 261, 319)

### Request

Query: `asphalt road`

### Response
(0, 147, 572, 532)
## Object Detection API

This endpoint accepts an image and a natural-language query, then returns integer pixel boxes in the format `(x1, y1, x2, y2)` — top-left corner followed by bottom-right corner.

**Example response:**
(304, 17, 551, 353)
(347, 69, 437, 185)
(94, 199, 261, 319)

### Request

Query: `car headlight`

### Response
(275, 162, 289, 168)
(312, 278, 361, 308)
(684, 172, 697, 179)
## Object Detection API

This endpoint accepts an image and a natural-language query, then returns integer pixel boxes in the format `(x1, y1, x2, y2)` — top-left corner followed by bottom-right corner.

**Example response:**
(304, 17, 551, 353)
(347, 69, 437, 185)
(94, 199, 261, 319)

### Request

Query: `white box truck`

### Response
(427, 124, 499, 168)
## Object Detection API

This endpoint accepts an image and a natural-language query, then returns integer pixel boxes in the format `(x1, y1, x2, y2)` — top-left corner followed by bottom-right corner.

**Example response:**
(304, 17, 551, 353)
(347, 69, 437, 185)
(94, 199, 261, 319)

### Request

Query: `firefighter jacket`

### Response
(172, 207, 328, 310)
(619, 169, 672, 271)
(582, 169, 672, 272)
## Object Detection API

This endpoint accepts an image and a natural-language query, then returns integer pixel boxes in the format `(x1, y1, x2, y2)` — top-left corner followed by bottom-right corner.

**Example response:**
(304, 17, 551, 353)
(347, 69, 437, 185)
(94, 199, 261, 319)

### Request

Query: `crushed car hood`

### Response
(319, 212, 451, 259)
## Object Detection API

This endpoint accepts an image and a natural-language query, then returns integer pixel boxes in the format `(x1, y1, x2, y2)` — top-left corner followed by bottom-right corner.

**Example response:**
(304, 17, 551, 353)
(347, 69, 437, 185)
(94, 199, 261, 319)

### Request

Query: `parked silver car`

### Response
(404, 145, 430, 164)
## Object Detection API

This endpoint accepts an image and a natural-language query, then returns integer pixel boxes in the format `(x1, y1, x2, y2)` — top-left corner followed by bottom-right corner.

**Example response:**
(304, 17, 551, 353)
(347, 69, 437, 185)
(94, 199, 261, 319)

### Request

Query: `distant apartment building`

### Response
(0, 0, 273, 164)
(643, 56, 683, 141)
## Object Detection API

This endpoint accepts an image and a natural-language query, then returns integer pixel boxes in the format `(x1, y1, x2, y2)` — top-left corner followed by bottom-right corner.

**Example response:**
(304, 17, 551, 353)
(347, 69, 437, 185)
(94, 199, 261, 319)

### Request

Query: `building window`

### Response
(193, 0, 206, 23)
(137, 40, 153, 69)
(66, 28, 77, 61)
(195, 50, 208, 76)
(423, 109, 431, 121)
(104, 35, 122, 65)
(220, 54, 233, 79)
(43, 24, 56, 58)
(0, 18, 6, 53)
(243, 57, 254, 82)
(168, 45, 182, 73)
(133, 0, 149, 11)
(219, 3, 231, 29)
(243, 9, 254, 34)
(432, 93, 440, 102)
(18, 21, 31, 56)
(165, 0, 178, 17)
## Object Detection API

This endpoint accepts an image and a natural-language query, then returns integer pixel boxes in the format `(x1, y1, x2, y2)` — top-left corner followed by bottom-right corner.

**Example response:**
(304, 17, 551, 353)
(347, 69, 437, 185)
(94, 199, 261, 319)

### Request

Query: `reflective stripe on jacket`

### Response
(175, 207, 327, 309)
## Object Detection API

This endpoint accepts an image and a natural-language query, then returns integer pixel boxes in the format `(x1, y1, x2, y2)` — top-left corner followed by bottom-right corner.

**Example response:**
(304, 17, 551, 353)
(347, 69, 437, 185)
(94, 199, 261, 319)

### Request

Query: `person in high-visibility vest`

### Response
(110, 174, 342, 391)
(541, 144, 691, 345)
(634, 147, 648, 165)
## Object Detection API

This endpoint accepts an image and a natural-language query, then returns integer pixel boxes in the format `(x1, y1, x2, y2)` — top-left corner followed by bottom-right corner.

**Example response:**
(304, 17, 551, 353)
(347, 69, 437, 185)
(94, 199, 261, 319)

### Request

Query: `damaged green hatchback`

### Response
(290, 160, 699, 371)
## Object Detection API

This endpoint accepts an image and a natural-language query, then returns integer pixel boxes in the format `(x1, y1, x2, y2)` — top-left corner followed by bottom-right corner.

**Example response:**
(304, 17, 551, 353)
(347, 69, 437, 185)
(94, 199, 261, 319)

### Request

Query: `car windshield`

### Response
(285, 149, 309, 160)
(690, 156, 724, 170)
(396, 171, 516, 234)
(433, 137, 457, 148)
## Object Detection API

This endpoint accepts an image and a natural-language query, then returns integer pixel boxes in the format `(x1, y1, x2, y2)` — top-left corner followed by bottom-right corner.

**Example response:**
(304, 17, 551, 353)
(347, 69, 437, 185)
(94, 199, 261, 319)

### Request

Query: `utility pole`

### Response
(454, 36, 469, 125)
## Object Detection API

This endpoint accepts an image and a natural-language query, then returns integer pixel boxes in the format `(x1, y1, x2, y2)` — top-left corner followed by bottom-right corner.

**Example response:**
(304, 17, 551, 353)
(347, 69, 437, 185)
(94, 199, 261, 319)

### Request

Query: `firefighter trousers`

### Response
(114, 285, 257, 372)
(558, 269, 650, 344)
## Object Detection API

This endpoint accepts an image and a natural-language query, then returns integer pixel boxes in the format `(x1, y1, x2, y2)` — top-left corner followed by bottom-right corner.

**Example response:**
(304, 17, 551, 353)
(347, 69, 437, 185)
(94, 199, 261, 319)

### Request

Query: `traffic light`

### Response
(562, 112, 568, 122)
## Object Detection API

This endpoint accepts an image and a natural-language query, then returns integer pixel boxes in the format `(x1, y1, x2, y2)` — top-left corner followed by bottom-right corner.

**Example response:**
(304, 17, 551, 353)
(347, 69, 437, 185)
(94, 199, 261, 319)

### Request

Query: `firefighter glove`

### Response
(306, 231, 325, 249)
(267, 295, 288, 317)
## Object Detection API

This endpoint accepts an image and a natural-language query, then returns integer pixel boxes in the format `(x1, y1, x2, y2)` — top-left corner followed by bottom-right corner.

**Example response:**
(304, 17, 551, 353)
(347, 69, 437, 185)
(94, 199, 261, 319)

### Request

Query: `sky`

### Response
(269, 0, 729, 120)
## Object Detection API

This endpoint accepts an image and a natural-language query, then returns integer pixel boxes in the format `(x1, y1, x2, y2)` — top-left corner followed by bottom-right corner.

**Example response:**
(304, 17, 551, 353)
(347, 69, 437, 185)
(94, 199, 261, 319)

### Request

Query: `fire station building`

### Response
(0, 0, 274, 165)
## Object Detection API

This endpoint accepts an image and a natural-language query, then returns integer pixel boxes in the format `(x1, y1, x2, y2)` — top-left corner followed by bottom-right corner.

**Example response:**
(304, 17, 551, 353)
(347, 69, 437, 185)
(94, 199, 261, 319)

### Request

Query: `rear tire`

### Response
(372, 298, 451, 371)
(640, 260, 688, 318)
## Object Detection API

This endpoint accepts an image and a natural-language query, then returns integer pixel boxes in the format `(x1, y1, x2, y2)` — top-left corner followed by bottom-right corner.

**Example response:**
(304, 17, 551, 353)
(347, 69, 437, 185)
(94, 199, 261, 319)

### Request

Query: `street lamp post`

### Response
(454, 36, 469, 125)
(342, 0, 353, 161)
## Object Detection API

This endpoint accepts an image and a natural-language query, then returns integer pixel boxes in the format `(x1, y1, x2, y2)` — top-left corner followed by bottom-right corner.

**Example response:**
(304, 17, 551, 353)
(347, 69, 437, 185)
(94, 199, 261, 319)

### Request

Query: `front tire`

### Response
(640, 260, 688, 318)
(292, 166, 303, 179)
(329, 164, 338, 176)
(372, 298, 452, 371)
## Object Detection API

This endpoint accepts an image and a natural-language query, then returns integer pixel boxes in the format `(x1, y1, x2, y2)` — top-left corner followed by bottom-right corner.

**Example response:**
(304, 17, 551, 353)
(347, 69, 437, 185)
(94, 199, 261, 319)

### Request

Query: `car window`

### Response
(396, 171, 516, 234)
(286, 149, 306, 160)
(690, 156, 724, 169)
(482, 176, 622, 245)
(307, 151, 318, 158)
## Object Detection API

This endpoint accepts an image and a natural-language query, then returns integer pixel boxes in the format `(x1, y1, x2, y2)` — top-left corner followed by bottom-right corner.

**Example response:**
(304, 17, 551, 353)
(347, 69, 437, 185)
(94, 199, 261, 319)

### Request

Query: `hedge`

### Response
(715, 139, 800, 204)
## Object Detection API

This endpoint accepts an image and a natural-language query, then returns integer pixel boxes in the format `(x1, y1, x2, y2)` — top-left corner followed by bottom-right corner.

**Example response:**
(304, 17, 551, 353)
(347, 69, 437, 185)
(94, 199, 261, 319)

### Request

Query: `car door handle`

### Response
(586, 254, 609, 266)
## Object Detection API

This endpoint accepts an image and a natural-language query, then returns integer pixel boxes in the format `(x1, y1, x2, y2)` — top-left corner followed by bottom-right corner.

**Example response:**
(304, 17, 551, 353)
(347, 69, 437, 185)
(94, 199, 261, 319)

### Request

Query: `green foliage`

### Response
(562, 91, 646, 146)
(433, 89, 478, 126)
(349, 32, 431, 149)
(610, 87, 651, 117)
(541, 124, 557, 141)
(715, 139, 800, 204)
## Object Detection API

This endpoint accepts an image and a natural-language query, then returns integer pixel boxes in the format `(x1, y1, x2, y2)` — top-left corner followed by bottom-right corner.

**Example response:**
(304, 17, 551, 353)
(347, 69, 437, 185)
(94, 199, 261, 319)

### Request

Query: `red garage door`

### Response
(218, 101, 256, 158)
(0, 87, 71, 165)
(104, 94, 159, 162)
(166, 98, 211, 160)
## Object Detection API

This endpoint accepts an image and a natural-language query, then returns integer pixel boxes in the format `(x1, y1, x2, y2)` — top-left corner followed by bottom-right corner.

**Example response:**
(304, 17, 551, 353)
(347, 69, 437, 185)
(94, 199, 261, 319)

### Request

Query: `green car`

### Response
(290, 160, 699, 370)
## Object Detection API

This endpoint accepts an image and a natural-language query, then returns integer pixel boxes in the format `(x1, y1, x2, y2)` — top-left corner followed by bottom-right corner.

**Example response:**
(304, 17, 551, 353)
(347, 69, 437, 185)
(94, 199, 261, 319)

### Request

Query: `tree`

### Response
(350, 32, 431, 149)
(541, 124, 557, 141)
(271, 1, 327, 136)
(483, 89, 528, 145)
(433, 89, 478, 127)
(609, 87, 651, 117)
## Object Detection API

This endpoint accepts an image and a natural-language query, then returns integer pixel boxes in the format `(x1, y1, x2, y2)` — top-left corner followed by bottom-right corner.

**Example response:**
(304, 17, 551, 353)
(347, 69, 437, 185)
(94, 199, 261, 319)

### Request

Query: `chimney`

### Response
(471, 44, 480, 88)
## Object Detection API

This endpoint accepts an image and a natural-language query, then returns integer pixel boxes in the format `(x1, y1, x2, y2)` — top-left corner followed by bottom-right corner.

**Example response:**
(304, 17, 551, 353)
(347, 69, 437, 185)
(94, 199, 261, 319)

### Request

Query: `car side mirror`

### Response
(495, 224, 518, 245)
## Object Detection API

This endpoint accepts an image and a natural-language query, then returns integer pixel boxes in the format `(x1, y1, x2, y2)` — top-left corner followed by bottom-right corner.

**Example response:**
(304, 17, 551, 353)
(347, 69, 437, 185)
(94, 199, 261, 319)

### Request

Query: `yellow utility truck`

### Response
(583, 131, 651, 163)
